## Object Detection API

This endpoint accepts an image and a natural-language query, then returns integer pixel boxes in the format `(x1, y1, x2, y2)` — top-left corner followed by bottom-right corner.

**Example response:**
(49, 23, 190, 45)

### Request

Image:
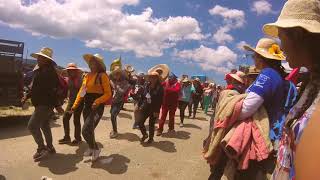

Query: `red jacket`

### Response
(162, 80, 181, 108)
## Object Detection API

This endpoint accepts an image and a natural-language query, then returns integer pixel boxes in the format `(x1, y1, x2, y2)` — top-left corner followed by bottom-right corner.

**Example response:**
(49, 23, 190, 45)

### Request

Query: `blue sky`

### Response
(0, 0, 285, 84)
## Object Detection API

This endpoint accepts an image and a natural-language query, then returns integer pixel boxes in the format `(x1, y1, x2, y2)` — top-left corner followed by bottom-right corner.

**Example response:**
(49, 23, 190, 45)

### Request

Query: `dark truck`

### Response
(0, 39, 24, 107)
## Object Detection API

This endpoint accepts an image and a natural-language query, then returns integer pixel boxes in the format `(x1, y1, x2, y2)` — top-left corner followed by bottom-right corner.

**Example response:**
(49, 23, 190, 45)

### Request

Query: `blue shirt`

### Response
(247, 68, 286, 126)
(179, 85, 195, 102)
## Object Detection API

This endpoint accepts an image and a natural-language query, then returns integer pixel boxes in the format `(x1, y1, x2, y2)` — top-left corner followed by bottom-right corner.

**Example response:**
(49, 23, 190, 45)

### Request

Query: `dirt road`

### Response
(0, 104, 211, 180)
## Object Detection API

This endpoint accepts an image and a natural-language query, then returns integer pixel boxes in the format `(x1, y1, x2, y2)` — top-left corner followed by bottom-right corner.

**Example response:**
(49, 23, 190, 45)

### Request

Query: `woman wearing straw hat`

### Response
(23, 47, 64, 162)
(71, 53, 112, 162)
(58, 63, 84, 145)
(109, 65, 130, 138)
(262, 0, 320, 179)
(178, 78, 194, 127)
(243, 65, 261, 88)
(138, 71, 164, 143)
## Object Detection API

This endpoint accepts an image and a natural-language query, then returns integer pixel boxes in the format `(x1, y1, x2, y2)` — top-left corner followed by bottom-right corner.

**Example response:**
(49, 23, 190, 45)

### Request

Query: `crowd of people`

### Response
(20, 0, 320, 179)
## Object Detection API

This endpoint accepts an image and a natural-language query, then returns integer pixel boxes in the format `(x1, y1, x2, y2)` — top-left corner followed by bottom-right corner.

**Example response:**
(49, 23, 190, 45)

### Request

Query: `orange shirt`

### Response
(72, 72, 111, 109)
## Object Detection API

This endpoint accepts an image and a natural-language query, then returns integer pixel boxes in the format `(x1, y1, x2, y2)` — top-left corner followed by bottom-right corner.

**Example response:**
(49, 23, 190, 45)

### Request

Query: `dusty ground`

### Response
(0, 103, 211, 180)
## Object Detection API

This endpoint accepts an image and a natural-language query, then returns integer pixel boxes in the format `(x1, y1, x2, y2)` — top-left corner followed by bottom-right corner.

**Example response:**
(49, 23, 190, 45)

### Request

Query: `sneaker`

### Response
(92, 149, 101, 162)
(46, 146, 56, 154)
(71, 139, 82, 145)
(132, 125, 139, 129)
(147, 138, 154, 144)
(140, 134, 149, 143)
(58, 137, 71, 144)
(84, 149, 93, 157)
(33, 150, 42, 159)
(109, 131, 118, 139)
(34, 149, 49, 162)
(180, 123, 184, 127)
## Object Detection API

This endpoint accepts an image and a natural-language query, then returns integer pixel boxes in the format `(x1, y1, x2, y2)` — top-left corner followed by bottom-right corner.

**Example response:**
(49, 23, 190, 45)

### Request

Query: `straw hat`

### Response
(194, 78, 200, 82)
(147, 64, 170, 81)
(64, 63, 81, 71)
(111, 65, 122, 75)
(124, 64, 135, 73)
(148, 71, 160, 77)
(83, 53, 106, 71)
(243, 38, 286, 61)
(246, 66, 261, 76)
(182, 78, 190, 83)
(31, 47, 56, 64)
(229, 71, 245, 84)
(263, 0, 320, 37)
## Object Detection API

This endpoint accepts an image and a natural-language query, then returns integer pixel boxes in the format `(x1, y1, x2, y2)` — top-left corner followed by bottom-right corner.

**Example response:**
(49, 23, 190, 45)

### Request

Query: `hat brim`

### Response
(31, 53, 56, 65)
(243, 45, 285, 61)
(148, 64, 169, 81)
(263, 19, 320, 38)
(229, 74, 244, 84)
(83, 54, 106, 71)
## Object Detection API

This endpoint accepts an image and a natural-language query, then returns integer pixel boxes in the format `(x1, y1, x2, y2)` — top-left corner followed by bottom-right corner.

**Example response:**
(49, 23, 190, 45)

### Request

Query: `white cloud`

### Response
(0, 0, 204, 57)
(208, 5, 245, 44)
(174, 45, 237, 74)
(251, 0, 273, 15)
(236, 41, 248, 50)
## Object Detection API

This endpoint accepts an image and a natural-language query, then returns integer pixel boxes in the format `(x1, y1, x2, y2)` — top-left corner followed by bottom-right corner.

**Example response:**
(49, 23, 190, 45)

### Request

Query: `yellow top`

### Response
(72, 72, 112, 109)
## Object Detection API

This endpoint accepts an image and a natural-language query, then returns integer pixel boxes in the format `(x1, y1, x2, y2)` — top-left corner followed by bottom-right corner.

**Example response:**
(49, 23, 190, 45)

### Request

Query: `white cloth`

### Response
(239, 92, 264, 120)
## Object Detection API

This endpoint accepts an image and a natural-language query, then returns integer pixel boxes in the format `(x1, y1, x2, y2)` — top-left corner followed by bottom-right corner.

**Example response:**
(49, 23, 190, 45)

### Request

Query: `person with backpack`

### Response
(21, 47, 64, 162)
(71, 53, 112, 162)
(109, 65, 130, 138)
(58, 63, 84, 145)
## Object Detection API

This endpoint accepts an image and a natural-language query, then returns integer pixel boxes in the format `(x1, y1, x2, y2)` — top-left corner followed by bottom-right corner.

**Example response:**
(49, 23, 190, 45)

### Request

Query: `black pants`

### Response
(82, 93, 104, 150)
(62, 100, 84, 141)
(139, 111, 156, 140)
(179, 101, 189, 123)
(110, 102, 123, 133)
(208, 150, 228, 180)
(189, 98, 201, 117)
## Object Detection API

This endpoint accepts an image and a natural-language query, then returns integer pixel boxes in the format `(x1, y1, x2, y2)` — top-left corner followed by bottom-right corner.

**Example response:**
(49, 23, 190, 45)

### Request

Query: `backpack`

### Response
(56, 74, 68, 106)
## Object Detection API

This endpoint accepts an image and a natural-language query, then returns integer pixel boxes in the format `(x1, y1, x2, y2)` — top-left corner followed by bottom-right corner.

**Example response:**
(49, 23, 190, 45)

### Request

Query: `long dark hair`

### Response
(262, 57, 287, 78)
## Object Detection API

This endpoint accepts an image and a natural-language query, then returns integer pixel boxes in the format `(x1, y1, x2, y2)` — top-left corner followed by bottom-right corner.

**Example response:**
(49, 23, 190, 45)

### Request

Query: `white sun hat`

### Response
(263, 0, 320, 37)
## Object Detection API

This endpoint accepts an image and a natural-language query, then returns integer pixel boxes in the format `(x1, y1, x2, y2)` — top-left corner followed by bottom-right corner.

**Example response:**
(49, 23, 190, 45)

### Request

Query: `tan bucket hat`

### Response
(147, 64, 170, 81)
(229, 71, 245, 84)
(243, 38, 286, 61)
(263, 0, 320, 37)
(31, 47, 56, 64)
(83, 53, 106, 72)
(246, 65, 261, 75)
(64, 63, 81, 71)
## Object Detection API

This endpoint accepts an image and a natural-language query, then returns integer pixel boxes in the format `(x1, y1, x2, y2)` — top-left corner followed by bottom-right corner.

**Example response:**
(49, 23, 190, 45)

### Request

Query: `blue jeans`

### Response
(28, 106, 54, 151)
(110, 102, 123, 132)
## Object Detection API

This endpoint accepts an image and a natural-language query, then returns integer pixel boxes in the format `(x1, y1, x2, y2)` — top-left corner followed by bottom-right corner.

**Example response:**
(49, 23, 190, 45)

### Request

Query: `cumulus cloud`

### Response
(0, 0, 204, 57)
(209, 5, 245, 44)
(174, 45, 237, 74)
(251, 0, 273, 15)
(236, 41, 248, 50)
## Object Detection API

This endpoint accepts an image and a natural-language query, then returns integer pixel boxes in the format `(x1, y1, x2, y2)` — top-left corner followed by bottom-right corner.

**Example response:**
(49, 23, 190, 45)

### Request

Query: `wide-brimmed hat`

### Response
(147, 64, 169, 81)
(243, 38, 285, 61)
(263, 0, 320, 38)
(31, 47, 56, 65)
(182, 78, 190, 83)
(64, 63, 81, 71)
(83, 53, 106, 72)
(229, 71, 245, 84)
(246, 66, 261, 76)
(124, 64, 135, 73)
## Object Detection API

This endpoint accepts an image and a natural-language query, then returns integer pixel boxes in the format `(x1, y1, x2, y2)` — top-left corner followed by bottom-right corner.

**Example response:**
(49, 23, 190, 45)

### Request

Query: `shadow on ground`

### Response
(91, 154, 130, 174)
(142, 140, 177, 153)
(0, 175, 6, 180)
(118, 112, 132, 119)
(0, 116, 60, 140)
(115, 132, 140, 142)
(38, 142, 103, 175)
(182, 123, 202, 130)
(161, 131, 191, 140)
